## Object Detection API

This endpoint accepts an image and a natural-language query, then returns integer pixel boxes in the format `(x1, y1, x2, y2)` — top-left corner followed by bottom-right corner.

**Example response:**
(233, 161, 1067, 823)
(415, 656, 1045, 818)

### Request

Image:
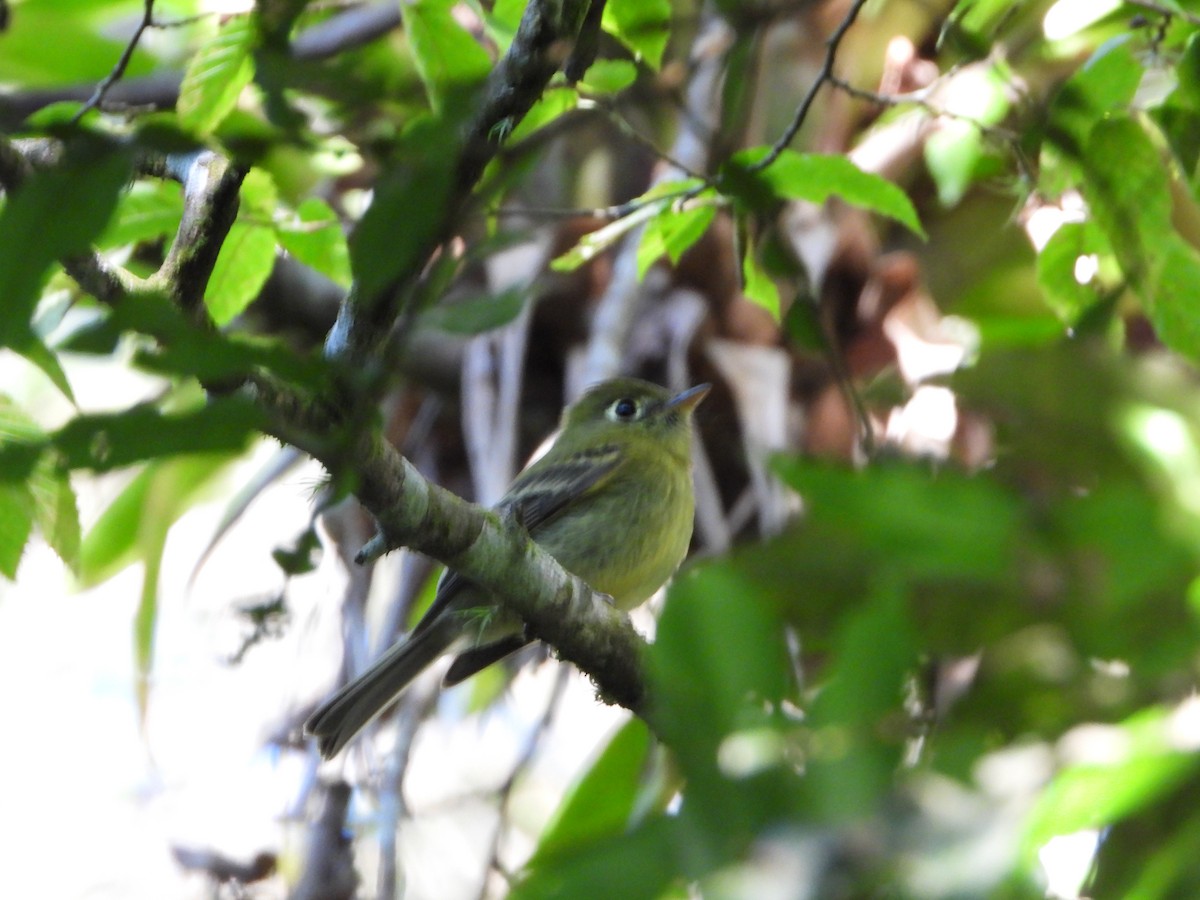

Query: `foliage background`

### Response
(4, 0, 1200, 897)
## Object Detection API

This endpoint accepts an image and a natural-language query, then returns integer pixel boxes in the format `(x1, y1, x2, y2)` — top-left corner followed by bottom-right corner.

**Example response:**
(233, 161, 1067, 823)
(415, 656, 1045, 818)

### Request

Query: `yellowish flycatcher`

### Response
(306, 377, 710, 757)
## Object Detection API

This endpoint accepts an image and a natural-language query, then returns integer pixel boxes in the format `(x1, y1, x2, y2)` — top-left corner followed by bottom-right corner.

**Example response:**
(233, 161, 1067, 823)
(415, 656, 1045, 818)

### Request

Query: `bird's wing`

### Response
(410, 442, 622, 635)
(499, 441, 622, 533)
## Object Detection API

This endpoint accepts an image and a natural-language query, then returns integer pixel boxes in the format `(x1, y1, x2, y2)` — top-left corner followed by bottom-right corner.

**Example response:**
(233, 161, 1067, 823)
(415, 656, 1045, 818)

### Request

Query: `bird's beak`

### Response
(665, 383, 711, 414)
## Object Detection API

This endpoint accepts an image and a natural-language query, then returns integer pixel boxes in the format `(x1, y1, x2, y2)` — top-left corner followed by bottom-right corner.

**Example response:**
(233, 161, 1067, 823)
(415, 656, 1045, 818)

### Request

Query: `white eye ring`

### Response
(608, 398, 638, 421)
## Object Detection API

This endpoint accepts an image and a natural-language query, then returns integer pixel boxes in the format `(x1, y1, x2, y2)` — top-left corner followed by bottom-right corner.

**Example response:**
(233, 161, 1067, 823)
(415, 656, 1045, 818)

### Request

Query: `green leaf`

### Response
(1023, 704, 1200, 854)
(552, 201, 663, 272)
(0, 397, 80, 575)
(514, 816, 681, 900)
(0, 139, 131, 350)
(653, 561, 791, 753)
(772, 460, 1023, 584)
(531, 719, 653, 863)
(637, 197, 716, 279)
(1081, 115, 1200, 359)
(740, 230, 781, 320)
(176, 13, 256, 135)
(420, 286, 527, 334)
(508, 88, 578, 143)
(402, 0, 492, 114)
(922, 64, 1011, 205)
(1035, 220, 1114, 323)
(578, 59, 638, 94)
(13, 333, 75, 403)
(551, 181, 702, 272)
(276, 198, 352, 287)
(603, 0, 671, 70)
(0, 482, 34, 578)
(204, 222, 277, 326)
(1173, 32, 1200, 110)
(348, 117, 457, 307)
(79, 453, 240, 587)
(725, 149, 925, 237)
(97, 180, 185, 250)
(800, 581, 917, 821)
(0, 9, 156, 86)
(0, 397, 264, 477)
(1047, 36, 1141, 159)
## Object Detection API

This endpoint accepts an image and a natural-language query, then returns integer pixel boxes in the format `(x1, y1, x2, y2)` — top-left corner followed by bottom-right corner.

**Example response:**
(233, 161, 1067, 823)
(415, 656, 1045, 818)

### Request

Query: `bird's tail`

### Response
(305, 613, 460, 758)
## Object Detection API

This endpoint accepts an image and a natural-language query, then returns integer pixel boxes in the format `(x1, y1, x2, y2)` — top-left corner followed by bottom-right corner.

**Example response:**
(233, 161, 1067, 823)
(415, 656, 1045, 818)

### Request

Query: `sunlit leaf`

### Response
(637, 196, 716, 278)
(276, 198, 352, 287)
(97, 181, 185, 250)
(724, 149, 924, 237)
(177, 13, 256, 135)
(578, 59, 638, 94)
(603, 0, 671, 70)
(1024, 703, 1200, 853)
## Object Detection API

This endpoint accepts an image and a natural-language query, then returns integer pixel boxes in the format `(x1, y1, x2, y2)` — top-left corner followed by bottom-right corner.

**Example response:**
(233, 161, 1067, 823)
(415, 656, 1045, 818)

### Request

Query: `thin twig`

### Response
(827, 74, 1020, 142)
(581, 94, 709, 183)
(72, 0, 156, 122)
(1127, 0, 1200, 27)
(749, 0, 870, 173)
(476, 667, 571, 900)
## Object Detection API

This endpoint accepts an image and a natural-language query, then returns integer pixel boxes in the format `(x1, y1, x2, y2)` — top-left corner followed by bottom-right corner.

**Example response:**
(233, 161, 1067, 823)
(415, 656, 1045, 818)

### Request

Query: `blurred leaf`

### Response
(782, 293, 827, 352)
(0, 8, 156, 86)
(774, 459, 1022, 584)
(177, 14, 256, 135)
(402, 0, 492, 114)
(514, 815, 681, 900)
(1035, 220, 1114, 323)
(653, 561, 791, 751)
(1088, 769, 1200, 898)
(348, 116, 457, 307)
(0, 138, 131, 350)
(1024, 703, 1200, 852)
(0, 396, 80, 575)
(579, 59, 638, 94)
(276, 197, 352, 287)
(603, 0, 671, 70)
(801, 581, 917, 821)
(62, 292, 329, 389)
(740, 232, 781, 320)
(13, 332, 75, 402)
(97, 180, 185, 250)
(0, 481, 34, 578)
(532, 719, 653, 863)
(80, 452, 240, 587)
(1082, 115, 1200, 360)
(508, 88, 577, 143)
(1046, 36, 1141, 159)
(420, 286, 526, 334)
(924, 64, 1011, 206)
(0, 397, 263, 477)
(723, 149, 925, 237)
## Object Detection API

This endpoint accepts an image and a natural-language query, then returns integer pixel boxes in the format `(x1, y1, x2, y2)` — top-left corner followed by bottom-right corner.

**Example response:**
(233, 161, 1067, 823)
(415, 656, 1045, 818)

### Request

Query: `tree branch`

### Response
(749, 0, 869, 173)
(1, 0, 655, 728)
(330, 0, 594, 361)
(251, 374, 650, 715)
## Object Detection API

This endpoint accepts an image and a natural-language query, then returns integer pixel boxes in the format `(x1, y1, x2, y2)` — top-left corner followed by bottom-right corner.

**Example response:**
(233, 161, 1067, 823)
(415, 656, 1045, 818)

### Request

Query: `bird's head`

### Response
(561, 377, 710, 458)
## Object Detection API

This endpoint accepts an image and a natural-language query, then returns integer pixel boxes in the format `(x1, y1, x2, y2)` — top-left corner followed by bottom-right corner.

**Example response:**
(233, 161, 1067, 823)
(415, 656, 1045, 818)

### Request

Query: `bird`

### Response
(305, 377, 710, 758)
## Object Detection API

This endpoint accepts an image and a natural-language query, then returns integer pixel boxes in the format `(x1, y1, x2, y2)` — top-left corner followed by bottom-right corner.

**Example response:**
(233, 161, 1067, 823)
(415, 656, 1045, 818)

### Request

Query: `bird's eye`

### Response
(612, 398, 638, 420)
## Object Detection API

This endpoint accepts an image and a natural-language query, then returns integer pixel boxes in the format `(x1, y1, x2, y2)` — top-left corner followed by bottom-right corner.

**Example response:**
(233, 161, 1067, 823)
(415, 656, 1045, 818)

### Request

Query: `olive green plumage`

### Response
(305, 377, 709, 758)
